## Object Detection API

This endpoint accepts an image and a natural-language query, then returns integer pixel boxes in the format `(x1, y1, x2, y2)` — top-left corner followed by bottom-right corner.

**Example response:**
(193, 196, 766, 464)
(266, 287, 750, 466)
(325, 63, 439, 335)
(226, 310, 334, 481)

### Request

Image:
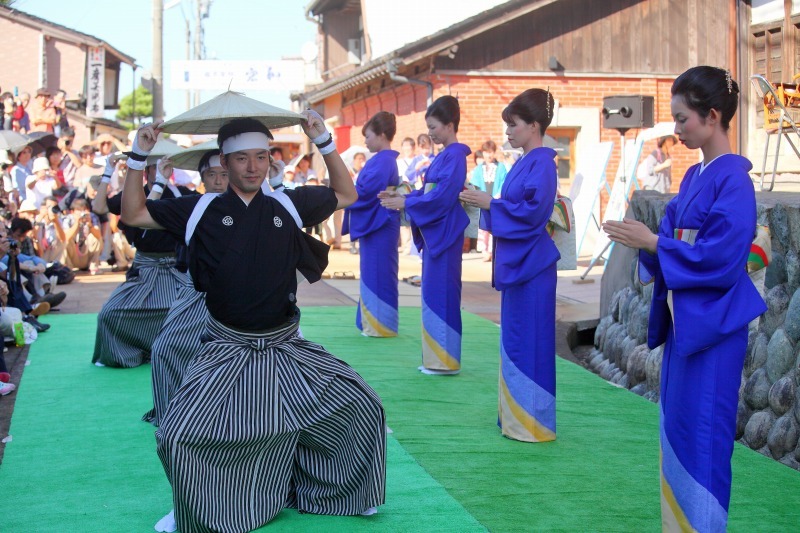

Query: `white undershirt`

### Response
(698, 154, 726, 175)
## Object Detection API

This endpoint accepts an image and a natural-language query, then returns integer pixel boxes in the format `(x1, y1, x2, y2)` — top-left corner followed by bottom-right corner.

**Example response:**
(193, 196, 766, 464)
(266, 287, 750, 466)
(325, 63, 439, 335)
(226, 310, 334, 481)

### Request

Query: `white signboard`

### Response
(87, 47, 105, 118)
(569, 141, 614, 257)
(170, 60, 305, 92)
(591, 137, 645, 261)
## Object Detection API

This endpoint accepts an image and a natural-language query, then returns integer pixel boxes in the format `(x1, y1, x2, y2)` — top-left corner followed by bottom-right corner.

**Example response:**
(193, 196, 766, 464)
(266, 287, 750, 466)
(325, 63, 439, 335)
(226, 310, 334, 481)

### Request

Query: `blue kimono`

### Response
(480, 147, 560, 442)
(343, 149, 401, 336)
(405, 142, 470, 372)
(638, 154, 767, 532)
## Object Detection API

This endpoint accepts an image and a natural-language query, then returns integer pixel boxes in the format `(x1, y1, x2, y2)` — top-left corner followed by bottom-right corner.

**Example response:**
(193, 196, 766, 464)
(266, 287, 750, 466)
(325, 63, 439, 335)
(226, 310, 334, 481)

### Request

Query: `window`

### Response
(546, 127, 577, 182)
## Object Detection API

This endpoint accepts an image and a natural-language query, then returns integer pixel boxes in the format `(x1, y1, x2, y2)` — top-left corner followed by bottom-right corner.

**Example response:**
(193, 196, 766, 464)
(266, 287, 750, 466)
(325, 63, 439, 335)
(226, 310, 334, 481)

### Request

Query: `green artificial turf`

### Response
(2, 309, 800, 532)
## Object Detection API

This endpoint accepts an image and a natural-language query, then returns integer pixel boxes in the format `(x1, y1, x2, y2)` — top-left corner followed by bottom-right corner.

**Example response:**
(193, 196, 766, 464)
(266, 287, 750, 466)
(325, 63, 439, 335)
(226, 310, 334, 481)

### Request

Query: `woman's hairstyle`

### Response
(501, 88, 554, 135)
(10, 217, 32, 235)
(79, 145, 95, 157)
(481, 140, 498, 152)
(45, 146, 61, 161)
(657, 135, 677, 148)
(473, 150, 483, 164)
(417, 133, 432, 148)
(362, 111, 397, 142)
(425, 95, 460, 133)
(401, 137, 415, 148)
(671, 66, 739, 131)
(217, 118, 274, 150)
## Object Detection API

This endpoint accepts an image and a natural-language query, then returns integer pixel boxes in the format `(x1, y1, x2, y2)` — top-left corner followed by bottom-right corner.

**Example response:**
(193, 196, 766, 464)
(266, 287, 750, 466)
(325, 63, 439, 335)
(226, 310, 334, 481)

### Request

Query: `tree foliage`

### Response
(116, 85, 153, 128)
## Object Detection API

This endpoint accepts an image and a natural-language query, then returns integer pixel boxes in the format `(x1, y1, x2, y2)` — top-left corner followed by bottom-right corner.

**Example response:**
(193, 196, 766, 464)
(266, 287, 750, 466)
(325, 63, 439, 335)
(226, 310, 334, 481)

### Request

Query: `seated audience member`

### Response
(26, 156, 57, 208)
(7, 216, 65, 308)
(0, 223, 50, 332)
(35, 196, 68, 265)
(63, 198, 103, 275)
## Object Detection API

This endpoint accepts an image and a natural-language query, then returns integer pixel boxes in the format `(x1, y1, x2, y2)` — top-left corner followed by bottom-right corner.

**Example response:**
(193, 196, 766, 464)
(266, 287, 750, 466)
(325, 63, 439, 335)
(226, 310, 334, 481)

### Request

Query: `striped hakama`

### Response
(356, 221, 400, 337)
(92, 252, 188, 368)
(498, 265, 557, 442)
(142, 274, 208, 426)
(156, 315, 386, 533)
(420, 239, 463, 371)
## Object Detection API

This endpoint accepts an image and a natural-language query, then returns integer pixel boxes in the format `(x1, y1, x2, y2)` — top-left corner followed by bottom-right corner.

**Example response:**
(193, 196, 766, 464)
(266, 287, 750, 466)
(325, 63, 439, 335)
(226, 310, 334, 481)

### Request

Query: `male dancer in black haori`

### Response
(120, 112, 386, 533)
(92, 156, 195, 368)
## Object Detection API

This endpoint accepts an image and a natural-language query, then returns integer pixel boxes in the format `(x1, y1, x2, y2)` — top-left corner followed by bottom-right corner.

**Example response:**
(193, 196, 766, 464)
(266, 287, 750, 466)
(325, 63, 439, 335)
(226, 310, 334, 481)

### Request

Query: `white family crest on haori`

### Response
(274, 216, 283, 227)
(222, 216, 233, 226)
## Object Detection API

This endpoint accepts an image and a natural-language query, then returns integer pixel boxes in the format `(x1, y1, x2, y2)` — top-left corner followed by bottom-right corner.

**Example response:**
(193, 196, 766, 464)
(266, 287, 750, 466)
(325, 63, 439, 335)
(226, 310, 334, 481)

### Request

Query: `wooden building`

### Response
(0, 6, 136, 146)
(300, 0, 800, 197)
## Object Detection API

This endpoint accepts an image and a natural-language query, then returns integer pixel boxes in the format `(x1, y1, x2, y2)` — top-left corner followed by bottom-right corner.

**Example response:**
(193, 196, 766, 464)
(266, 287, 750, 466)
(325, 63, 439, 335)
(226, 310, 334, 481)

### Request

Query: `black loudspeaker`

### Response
(601, 95, 655, 131)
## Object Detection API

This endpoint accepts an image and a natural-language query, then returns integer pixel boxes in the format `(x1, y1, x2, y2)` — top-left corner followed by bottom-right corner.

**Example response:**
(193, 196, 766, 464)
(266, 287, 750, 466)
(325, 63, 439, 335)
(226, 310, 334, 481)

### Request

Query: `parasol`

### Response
(160, 91, 304, 134)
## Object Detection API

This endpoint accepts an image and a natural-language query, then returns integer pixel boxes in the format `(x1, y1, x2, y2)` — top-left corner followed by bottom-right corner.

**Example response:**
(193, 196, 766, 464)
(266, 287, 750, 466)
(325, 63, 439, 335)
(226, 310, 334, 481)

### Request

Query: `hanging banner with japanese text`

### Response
(87, 47, 105, 118)
(170, 60, 305, 92)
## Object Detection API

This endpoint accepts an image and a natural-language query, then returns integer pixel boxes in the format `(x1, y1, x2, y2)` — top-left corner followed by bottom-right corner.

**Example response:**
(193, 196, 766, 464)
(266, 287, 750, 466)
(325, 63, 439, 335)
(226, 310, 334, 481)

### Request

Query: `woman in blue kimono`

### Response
(380, 96, 470, 374)
(604, 66, 767, 532)
(461, 89, 560, 441)
(343, 111, 401, 336)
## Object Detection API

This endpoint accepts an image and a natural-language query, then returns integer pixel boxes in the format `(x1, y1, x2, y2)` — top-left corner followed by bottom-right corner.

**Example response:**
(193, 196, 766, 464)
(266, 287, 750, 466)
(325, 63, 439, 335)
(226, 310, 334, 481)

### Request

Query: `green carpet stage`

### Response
(3, 309, 799, 531)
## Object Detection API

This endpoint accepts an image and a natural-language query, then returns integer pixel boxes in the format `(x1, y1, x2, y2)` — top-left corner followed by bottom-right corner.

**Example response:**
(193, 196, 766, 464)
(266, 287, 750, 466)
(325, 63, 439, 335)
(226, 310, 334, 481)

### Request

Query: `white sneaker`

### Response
(0, 382, 16, 396)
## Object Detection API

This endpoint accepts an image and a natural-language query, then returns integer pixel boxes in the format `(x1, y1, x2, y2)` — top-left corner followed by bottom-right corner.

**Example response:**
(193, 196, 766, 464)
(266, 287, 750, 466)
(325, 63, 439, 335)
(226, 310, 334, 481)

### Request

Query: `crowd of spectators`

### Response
(0, 84, 136, 396)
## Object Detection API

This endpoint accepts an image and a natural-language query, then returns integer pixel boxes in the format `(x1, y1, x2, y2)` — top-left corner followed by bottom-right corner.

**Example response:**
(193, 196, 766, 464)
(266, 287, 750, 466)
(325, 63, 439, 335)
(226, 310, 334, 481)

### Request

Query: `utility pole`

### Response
(194, 0, 202, 107)
(152, 0, 164, 122)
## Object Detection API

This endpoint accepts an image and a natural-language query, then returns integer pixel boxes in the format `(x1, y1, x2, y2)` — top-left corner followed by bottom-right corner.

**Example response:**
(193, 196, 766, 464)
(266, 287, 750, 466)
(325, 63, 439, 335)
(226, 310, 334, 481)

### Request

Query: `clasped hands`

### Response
(602, 219, 659, 254)
(378, 189, 404, 211)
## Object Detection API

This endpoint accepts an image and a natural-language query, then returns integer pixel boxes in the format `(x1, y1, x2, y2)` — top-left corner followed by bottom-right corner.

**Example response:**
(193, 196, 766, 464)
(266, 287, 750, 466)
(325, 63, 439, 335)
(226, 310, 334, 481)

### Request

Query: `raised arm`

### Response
(146, 158, 172, 200)
(120, 123, 164, 230)
(300, 110, 356, 209)
(92, 156, 117, 215)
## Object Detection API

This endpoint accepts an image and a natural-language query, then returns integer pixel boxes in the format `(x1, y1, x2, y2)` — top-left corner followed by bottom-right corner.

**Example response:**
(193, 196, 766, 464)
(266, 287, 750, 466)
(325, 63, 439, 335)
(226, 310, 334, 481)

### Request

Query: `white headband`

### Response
(200, 155, 222, 174)
(221, 132, 270, 155)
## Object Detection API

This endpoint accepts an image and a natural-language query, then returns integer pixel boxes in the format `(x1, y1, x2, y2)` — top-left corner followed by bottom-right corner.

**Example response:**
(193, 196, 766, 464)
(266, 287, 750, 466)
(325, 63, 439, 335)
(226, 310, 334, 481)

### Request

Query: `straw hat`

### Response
(160, 91, 304, 134)
(18, 199, 38, 213)
(32, 156, 50, 173)
(167, 139, 220, 171)
(145, 138, 182, 166)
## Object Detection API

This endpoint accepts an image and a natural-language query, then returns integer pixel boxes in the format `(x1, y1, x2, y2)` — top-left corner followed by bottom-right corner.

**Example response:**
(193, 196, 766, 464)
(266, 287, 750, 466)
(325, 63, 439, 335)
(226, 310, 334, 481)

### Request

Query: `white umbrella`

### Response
(160, 91, 304, 134)
(339, 145, 373, 170)
(167, 139, 220, 171)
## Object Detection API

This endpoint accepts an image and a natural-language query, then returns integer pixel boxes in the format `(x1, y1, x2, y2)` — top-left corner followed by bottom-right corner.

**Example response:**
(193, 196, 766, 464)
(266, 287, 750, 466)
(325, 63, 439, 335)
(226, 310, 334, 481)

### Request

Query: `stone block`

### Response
(744, 410, 777, 450)
(768, 414, 800, 459)
(766, 329, 795, 382)
(744, 368, 772, 410)
(744, 332, 769, 378)
(768, 375, 796, 416)
(784, 289, 800, 342)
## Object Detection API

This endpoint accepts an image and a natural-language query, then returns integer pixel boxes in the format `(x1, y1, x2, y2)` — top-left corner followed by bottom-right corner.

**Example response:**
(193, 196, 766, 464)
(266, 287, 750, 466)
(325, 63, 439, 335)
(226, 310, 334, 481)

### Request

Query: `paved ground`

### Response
(0, 245, 605, 462)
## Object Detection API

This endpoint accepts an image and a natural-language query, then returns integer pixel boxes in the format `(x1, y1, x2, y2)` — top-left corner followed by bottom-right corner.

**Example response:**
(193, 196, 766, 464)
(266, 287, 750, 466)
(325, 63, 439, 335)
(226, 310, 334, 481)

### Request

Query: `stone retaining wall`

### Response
(587, 190, 800, 470)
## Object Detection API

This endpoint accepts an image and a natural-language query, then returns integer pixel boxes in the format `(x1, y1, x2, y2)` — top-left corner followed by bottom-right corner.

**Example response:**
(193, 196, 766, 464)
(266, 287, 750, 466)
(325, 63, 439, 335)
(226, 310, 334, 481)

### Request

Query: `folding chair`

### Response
(750, 74, 800, 191)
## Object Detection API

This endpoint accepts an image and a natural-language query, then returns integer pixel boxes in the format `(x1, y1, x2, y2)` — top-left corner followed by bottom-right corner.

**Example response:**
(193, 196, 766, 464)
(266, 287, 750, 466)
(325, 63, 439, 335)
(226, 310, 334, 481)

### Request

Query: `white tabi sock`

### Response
(154, 509, 177, 532)
(361, 506, 378, 516)
(418, 365, 460, 375)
